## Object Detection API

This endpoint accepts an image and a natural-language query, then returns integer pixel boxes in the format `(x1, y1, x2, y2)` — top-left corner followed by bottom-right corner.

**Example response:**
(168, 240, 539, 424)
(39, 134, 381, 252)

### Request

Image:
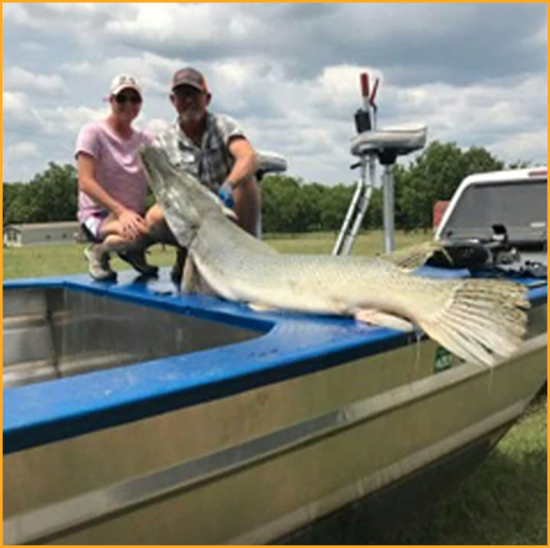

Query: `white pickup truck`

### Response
(433, 166, 547, 280)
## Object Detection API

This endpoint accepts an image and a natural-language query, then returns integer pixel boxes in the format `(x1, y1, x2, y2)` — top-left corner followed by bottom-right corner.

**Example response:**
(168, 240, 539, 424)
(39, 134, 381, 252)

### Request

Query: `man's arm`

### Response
(225, 137, 261, 236)
(225, 137, 258, 187)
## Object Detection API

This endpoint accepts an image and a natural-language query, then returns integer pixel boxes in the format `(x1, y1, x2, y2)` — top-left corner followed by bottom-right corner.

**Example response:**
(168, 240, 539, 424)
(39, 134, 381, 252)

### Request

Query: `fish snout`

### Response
(140, 145, 180, 185)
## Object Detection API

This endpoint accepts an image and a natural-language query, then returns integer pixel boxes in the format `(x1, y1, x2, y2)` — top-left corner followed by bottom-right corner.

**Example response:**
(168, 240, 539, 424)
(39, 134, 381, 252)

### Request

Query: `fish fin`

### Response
(209, 189, 237, 219)
(222, 207, 238, 221)
(182, 257, 217, 295)
(249, 303, 276, 313)
(354, 309, 415, 332)
(380, 241, 450, 272)
(182, 257, 200, 293)
(415, 279, 529, 366)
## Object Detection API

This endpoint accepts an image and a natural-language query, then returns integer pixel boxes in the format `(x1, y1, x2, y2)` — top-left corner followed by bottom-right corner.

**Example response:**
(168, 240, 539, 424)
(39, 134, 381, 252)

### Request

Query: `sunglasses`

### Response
(173, 87, 204, 100)
(115, 94, 142, 105)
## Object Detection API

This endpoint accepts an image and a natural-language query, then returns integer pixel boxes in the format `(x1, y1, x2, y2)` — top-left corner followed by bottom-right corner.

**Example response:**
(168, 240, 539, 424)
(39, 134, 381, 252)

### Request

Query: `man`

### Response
(146, 67, 260, 283)
(76, 74, 158, 282)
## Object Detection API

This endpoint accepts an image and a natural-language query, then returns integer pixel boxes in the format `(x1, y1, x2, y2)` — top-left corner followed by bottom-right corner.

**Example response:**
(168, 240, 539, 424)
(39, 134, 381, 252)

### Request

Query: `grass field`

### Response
(3, 232, 547, 545)
(3, 230, 430, 279)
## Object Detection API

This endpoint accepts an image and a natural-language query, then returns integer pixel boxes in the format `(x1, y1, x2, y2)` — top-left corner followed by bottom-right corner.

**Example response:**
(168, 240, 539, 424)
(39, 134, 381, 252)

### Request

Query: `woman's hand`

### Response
(117, 208, 148, 240)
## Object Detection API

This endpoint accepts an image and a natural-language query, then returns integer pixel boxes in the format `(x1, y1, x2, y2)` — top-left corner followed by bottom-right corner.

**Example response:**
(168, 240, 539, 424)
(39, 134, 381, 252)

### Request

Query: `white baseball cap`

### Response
(109, 74, 142, 97)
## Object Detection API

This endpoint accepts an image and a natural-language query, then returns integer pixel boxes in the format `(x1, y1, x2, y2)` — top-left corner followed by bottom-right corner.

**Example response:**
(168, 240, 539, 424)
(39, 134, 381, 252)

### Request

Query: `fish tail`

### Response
(414, 279, 530, 366)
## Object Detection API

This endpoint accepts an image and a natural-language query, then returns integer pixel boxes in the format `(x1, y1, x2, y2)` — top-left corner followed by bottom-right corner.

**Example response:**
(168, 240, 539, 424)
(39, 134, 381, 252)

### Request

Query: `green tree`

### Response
(3, 163, 78, 225)
(318, 184, 354, 231)
(299, 183, 328, 231)
(262, 175, 304, 233)
(3, 183, 38, 224)
(507, 159, 533, 169)
(3, 182, 23, 225)
(31, 163, 78, 222)
(363, 187, 383, 229)
(462, 146, 504, 180)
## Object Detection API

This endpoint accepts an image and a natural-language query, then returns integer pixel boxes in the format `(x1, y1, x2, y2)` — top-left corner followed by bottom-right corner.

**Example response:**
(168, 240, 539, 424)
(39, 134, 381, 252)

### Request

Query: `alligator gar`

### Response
(141, 145, 529, 366)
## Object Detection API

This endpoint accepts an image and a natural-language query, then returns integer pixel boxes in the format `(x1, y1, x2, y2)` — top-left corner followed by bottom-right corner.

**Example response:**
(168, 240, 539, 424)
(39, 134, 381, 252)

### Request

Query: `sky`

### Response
(3, 3, 548, 185)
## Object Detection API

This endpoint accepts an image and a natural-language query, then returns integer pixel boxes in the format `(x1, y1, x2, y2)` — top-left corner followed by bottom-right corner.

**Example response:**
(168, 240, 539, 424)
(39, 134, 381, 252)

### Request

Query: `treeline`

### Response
(3, 141, 521, 231)
(4, 163, 78, 225)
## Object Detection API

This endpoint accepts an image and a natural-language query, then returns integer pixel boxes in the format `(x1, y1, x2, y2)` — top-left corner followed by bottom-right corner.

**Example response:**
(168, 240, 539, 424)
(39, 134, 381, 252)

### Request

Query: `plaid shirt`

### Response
(154, 112, 246, 192)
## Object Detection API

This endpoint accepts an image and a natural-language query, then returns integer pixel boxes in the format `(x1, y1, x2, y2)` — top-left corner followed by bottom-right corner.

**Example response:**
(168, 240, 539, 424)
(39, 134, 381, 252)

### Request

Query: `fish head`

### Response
(140, 144, 210, 247)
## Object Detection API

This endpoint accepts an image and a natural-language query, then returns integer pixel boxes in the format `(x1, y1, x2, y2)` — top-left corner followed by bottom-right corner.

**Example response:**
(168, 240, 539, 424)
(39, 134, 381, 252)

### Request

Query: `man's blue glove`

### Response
(218, 181, 234, 209)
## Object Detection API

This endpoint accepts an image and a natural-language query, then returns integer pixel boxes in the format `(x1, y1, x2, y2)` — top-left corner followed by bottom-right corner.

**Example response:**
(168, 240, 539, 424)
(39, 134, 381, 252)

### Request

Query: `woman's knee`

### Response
(98, 216, 125, 240)
(146, 205, 175, 242)
(146, 204, 165, 229)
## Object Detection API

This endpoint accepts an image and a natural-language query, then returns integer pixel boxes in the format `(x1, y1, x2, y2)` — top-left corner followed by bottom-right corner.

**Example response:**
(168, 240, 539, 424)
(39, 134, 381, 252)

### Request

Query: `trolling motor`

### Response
(333, 72, 427, 255)
(428, 223, 547, 280)
(354, 73, 379, 133)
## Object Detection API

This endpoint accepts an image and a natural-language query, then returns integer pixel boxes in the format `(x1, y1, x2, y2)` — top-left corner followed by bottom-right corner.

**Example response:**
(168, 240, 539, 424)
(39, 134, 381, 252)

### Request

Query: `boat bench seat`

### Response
(256, 151, 288, 179)
(351, 123, 427, 157)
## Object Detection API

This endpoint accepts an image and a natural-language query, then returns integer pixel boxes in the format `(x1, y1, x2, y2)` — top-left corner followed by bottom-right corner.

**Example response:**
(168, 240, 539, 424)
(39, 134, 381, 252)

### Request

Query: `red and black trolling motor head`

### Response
(354, 72, 380, 134)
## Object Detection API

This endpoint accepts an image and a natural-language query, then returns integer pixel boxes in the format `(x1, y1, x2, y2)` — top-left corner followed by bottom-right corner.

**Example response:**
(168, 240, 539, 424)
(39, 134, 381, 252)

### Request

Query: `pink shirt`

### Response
(75, 121, 154, 223)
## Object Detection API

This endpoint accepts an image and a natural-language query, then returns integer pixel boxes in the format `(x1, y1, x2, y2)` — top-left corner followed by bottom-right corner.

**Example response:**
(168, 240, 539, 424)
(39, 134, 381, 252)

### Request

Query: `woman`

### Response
(76, 74, 158, 281)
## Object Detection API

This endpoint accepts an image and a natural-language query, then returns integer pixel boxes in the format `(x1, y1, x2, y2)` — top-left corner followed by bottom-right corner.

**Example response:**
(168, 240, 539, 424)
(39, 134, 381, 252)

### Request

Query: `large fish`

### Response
(141, 145, 529, 366)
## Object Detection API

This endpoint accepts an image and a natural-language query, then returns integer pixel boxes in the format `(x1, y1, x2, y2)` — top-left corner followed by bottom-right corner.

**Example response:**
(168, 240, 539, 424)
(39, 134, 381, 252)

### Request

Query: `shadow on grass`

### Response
(367, 444, 547, 545)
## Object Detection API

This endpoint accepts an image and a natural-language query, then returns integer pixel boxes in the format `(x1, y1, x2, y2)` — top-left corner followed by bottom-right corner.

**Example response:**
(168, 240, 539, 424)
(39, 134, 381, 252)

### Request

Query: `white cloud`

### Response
(58, 53, 185, 98)
(3, 91, 45, 136)
(3, 91, 27, 112)
(43, 3, 98, 14)
(3, 3, 32, 26)
(8, 142, 39, 159)
(5, 67, 66, 94)
(491, 130, 548, 166)
(5, 100, 108, 141)
(106, 4, 224, 42)
(19, 41, 47, 53)
(39, 106, 110, 134)
(532, 24, 547, 46)
(103, 53, 182, 95)
(4, 1, 99, 23)
(376, 73, 547, 147)
(59, 61, 96, 76)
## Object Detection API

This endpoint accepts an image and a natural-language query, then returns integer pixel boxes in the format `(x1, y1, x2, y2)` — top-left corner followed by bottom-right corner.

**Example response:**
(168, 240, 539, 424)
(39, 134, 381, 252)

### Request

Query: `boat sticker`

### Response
(434, 347, 454, 373)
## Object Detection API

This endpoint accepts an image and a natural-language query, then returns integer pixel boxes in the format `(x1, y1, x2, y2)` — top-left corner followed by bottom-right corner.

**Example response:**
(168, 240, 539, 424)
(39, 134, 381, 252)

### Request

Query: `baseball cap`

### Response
(109, 74, 142, 97)
(171, 67, 208, 93)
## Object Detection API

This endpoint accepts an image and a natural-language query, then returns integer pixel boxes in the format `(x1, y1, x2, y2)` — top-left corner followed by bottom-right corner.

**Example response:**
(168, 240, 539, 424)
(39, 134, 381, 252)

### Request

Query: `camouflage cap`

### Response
(171, 67, 208, 93)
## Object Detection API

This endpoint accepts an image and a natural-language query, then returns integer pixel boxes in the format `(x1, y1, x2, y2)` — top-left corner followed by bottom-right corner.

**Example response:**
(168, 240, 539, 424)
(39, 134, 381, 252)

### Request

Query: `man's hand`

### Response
(118, 209, 148, 240)
(219, 181, 235, 208)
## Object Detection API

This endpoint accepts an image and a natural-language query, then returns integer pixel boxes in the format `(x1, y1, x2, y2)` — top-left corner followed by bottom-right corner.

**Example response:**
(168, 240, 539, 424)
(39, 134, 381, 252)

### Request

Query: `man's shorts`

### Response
(80, 212, 109, 243)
